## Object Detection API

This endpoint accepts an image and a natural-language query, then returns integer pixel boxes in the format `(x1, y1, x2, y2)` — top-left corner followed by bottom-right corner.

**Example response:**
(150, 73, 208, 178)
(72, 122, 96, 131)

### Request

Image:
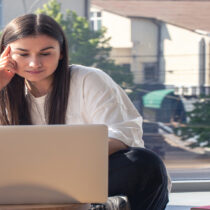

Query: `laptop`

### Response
(0, 124, 108, 205)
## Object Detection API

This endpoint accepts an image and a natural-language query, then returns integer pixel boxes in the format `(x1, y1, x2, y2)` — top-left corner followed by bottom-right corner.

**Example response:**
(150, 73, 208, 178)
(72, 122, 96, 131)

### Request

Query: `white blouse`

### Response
(27, 65, 144, 148)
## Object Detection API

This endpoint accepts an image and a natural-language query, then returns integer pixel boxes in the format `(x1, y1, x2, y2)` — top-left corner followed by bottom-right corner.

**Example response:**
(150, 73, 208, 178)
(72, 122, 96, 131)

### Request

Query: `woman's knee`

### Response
(108, 147, 169, 206)
(125, 147, 168, 183)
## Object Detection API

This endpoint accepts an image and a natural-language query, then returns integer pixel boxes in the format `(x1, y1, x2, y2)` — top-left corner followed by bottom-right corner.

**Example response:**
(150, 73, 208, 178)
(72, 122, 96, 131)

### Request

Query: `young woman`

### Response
(0, 14, 170, 210)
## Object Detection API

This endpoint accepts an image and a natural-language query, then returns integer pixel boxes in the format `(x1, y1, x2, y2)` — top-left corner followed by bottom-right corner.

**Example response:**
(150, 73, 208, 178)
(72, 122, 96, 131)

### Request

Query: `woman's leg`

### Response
(108, 147, 169, 210)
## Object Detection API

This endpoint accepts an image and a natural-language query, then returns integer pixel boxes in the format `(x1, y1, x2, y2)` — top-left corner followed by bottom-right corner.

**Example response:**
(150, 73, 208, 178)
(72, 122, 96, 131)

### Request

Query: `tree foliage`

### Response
(175, 97, 210, 147)
(36, 0, 133, 88)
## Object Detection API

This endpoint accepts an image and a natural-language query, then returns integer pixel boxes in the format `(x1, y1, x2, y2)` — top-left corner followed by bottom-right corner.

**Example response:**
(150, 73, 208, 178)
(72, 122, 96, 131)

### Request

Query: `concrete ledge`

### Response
(171, 180, 210, 192)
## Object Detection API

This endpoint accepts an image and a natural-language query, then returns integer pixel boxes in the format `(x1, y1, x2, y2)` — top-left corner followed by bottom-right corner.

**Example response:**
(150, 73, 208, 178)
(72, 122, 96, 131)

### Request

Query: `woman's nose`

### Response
(29, 57, 42, 68)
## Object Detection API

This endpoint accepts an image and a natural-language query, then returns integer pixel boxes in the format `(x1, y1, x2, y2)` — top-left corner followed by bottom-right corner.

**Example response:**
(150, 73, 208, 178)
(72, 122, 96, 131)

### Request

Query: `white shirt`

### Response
(28, 65, 144, 148)
(27, 65, 172, 191)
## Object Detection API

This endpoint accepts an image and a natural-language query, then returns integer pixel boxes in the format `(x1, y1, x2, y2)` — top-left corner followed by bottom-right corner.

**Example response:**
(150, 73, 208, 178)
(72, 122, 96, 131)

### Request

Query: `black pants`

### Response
(108, 148, 169, 210)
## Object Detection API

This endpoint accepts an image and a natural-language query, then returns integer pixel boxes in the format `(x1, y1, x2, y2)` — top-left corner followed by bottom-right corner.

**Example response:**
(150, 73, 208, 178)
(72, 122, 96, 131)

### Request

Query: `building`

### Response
(0, 0, 89, 29)
(91, 0, 210, 96)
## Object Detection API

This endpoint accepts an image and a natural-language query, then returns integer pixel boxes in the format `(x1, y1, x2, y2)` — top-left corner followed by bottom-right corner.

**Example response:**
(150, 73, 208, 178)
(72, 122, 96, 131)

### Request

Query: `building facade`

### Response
(91, 0, 210, 96)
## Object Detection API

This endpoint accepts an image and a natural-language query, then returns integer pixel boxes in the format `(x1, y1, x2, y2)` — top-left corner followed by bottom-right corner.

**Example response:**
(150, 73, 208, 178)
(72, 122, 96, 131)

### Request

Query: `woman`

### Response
(0, 14, 169, 210)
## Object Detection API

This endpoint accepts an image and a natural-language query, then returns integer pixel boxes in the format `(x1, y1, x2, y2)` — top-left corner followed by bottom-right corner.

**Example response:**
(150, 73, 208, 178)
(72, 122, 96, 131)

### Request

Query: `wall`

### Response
(110, 48, 132, 65)
(90, 6, 133, 66)
(90, 7, 132, 48)
(161, 23, 210, 94)
(130, 18, 158, 83)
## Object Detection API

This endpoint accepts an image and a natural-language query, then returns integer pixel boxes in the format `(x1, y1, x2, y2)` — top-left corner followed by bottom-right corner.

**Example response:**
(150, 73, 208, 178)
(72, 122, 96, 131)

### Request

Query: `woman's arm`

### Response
(109, 138, 128, 155)
(81, 67, 144, 149)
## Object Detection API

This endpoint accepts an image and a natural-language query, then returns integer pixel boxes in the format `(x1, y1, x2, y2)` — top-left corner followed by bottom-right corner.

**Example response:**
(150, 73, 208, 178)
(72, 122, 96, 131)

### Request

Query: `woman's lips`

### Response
(25, 70, 44, 74)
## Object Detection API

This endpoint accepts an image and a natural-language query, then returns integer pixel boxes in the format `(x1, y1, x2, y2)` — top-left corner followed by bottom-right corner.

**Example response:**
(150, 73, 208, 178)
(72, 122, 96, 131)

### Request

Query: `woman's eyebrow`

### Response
(14, 46, 55, 52)
(15, 48, 28, 52)
(40, 46, 55, 51)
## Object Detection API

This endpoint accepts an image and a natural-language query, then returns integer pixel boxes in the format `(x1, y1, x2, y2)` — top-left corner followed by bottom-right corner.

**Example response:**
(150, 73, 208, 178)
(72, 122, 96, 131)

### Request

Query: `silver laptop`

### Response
(0, 124, 108, 205)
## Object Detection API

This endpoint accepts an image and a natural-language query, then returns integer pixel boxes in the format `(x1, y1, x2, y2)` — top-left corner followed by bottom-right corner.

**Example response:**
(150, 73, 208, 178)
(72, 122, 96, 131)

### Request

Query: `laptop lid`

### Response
(0, 124, 108, 204)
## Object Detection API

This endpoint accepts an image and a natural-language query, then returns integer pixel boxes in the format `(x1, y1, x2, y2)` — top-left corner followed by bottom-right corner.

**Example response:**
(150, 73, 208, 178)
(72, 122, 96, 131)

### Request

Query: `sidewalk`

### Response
(163, 133, 210, 170)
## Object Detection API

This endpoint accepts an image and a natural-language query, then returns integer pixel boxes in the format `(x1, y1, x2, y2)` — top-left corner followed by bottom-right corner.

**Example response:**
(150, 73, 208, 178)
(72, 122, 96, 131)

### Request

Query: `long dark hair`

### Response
(0, 13, 70, 125)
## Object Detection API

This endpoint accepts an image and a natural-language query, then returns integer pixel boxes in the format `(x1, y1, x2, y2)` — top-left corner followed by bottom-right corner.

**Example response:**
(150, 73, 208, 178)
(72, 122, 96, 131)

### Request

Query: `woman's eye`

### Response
(40, 53, 50, 56)
(19, 54, 29, 57)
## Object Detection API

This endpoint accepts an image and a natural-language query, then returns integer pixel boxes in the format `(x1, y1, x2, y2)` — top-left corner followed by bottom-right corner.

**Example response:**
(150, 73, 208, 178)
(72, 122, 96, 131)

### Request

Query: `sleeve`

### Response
(82, 68, 144, 148)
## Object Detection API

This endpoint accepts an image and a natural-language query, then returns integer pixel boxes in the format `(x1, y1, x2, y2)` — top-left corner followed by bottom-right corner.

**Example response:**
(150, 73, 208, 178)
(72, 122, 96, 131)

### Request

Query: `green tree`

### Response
(175, 97, 210, 147)
(36, 0, 133, 88)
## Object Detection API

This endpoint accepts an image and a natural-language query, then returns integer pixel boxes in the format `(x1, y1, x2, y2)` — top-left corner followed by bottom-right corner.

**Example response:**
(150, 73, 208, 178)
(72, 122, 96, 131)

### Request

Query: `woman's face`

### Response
(9, 34, 62, 85)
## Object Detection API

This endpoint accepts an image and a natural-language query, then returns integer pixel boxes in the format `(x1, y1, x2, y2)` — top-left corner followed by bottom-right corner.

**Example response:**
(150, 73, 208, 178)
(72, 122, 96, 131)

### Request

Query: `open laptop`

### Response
(0, 124, 108, 205)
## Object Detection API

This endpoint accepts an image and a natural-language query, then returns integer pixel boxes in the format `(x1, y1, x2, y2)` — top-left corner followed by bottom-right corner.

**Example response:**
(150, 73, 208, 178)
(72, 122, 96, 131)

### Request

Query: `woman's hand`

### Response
(0, 45, 16, 91)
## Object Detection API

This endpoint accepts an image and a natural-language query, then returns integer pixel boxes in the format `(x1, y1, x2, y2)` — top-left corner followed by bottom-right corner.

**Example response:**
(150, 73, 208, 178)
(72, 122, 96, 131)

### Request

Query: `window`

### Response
(143, 63, 157, 82)
(90, 11, 102, 31)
